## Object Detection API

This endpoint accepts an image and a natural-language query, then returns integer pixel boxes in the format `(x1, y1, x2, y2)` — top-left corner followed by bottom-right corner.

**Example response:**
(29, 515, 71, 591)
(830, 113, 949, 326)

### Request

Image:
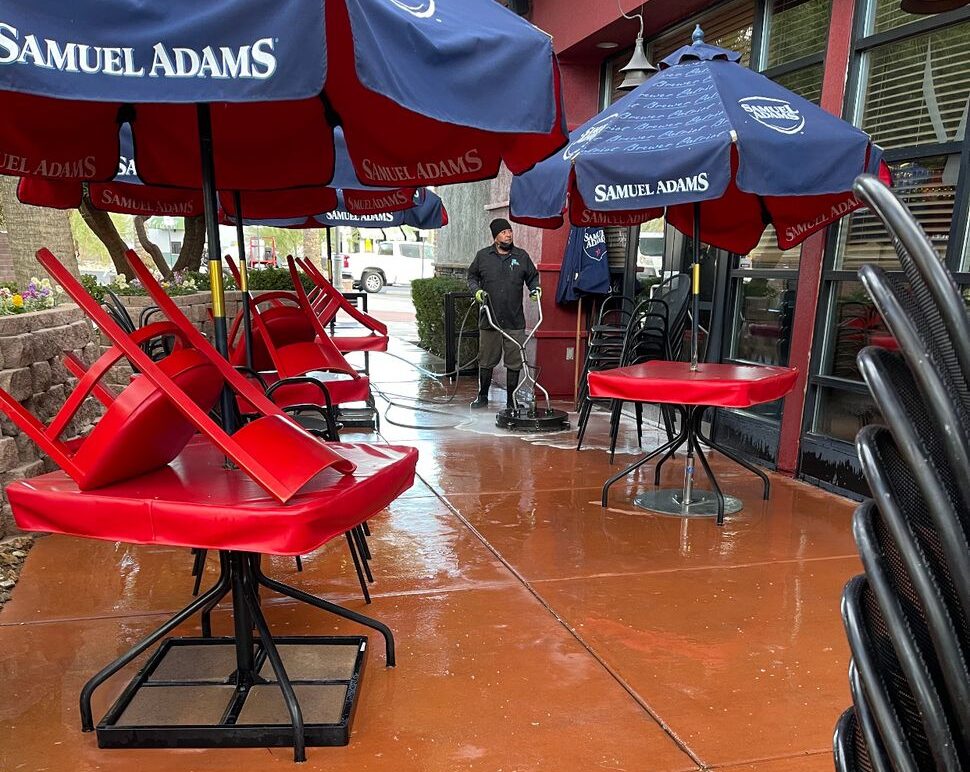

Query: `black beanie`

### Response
(490, 218, 512, 238)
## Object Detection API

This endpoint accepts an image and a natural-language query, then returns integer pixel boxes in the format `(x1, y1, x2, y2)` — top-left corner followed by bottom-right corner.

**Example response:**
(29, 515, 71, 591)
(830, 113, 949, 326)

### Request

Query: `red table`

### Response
(589, 361, 797, 524)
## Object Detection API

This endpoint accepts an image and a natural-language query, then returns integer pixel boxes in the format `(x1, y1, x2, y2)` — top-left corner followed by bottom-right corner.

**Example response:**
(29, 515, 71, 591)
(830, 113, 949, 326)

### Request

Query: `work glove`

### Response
(475, 289, 487, 304)
(529, 287, 542, 302)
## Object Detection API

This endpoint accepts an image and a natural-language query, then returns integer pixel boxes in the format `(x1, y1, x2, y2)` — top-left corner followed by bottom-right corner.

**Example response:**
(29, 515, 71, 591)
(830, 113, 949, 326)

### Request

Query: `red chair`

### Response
(2, 248, 418, 761)
(295, 256, 389, 353)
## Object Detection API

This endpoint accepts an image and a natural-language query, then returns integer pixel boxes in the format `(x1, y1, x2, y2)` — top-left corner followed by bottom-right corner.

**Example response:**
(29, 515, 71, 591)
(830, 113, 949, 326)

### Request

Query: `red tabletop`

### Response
(588, 361, 798, 408)
(7, 438, 417, 556)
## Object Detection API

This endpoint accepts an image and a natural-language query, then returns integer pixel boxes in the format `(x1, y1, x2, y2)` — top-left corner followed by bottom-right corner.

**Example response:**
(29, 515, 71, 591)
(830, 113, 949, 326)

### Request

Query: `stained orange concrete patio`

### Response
(0, 359, 860, 771)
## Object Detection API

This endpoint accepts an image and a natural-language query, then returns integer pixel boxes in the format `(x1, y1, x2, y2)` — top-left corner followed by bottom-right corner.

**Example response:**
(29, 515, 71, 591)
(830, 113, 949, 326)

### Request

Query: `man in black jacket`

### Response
(467, 218, 540, 409)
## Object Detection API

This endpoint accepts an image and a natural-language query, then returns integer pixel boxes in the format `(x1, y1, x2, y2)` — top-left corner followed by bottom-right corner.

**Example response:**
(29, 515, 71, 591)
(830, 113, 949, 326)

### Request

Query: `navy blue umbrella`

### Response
(234, 190, 448, 231)
(1, 0, 568, 371)
(511, 26, 885, 368)
(556, 226, 610, 304)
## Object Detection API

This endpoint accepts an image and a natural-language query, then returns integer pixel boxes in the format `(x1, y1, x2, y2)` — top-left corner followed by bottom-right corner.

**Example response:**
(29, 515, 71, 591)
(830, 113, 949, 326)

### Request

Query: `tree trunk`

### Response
(171, 215, 205, 273)
(303, 228, 323, 269)
(134, 216, 172, 279)
(0, 176, 80, 286)
(77, 195, 134, 280)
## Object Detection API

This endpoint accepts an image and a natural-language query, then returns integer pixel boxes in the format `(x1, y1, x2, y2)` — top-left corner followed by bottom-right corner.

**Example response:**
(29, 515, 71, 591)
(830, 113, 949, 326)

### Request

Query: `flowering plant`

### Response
(0, 277, 61, 315)
(93, 270, 201, 298)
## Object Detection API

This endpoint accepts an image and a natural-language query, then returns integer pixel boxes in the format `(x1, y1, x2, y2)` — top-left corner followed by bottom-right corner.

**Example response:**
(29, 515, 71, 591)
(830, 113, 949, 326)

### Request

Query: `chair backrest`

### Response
(295, 256, 388, 335)
(283, 257, 364, 375)
(652, 273, 691, 358)
(30, 248, 356, 503)
(853, 497, 967, 767)
(857, 277, 970, 616)
(856, 358, 970, 747)
(0, 313, 221, 490)
(853, 175, 970, 386)
(228, 291, 316, 370)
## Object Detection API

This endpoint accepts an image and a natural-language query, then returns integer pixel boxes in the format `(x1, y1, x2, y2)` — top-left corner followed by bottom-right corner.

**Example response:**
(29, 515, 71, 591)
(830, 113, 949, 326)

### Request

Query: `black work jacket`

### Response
(467, 245, 539, 330)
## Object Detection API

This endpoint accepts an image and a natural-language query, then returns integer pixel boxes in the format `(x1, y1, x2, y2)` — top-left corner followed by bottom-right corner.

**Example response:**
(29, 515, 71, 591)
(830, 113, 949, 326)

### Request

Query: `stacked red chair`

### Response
(295, 257, 389, 354)
(0, 248, 418, 761)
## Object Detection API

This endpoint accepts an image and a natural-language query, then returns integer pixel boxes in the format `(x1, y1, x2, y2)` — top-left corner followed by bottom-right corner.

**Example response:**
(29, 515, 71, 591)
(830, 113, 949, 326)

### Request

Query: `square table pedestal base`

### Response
(96, 635, 367, 750)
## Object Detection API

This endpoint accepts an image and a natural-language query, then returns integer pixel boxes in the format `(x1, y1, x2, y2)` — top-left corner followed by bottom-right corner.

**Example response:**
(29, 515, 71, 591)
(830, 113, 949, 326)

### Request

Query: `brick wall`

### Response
(0, 305, 101, 537)
(0, 232, 13, 284)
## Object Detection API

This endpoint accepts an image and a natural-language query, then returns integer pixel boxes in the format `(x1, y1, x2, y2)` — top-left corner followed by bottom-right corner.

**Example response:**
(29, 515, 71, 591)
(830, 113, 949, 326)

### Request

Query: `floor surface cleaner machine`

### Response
(480, 296, 570, 432)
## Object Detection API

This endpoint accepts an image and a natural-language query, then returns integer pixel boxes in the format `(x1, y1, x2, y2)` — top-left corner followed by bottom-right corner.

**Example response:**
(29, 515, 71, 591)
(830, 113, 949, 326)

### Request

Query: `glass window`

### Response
(871, 0, 936, 35)
(744, 226, 803, 269)
(636, 218, 666, 278)
(730, 277, 799, 366)
(859, 22, 970, 150)
(820, 281, 892, 381)
(424, 244, 436, 260)
(651, 0, 756, 64)
(813, 386, 884, 442)
(399, 243, 421, 259)
(773, 63, 824, 103)
(836, 155, 956, 270)
(764, 0, 832, 68)
(378, 242, 394, 256)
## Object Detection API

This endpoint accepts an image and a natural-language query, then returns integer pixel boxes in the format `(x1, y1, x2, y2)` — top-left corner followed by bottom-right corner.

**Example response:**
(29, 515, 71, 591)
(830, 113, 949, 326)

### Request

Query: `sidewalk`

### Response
(0, 336, 858, 771)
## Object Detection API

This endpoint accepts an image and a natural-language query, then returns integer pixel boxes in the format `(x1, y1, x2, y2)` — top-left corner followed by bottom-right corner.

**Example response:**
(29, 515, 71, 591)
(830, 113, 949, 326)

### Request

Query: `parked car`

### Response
(637, 232, 665, 277)
(341, 241, 436, 293)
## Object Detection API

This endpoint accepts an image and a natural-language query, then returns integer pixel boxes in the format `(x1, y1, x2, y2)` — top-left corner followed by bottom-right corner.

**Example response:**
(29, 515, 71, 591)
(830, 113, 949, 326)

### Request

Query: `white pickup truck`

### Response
(340, 240, 436, 293)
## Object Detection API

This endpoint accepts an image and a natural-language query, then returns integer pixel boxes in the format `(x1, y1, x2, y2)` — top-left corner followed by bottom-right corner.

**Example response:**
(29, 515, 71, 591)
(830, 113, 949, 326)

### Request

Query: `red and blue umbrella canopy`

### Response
(229, 189, 449, 231)
(17, 126, 421, 219)
(0, 0, 567, 190)
(510, 30, 886, 254)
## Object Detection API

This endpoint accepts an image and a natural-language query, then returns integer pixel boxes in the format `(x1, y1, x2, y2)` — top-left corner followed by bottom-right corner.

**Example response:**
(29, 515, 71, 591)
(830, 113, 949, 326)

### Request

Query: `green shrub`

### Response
(411, 277, 478, 363)
(246, 267, 313, 293)
(79, 274, 105, 304)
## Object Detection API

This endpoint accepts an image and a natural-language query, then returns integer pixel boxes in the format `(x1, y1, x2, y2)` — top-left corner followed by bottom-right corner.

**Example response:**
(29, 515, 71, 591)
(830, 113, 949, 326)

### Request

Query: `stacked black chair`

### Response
(606, 275, 691, 461)
(833, 174, 970, 771)
(576, 275, 690, 453)
(575, 295, 634, 448)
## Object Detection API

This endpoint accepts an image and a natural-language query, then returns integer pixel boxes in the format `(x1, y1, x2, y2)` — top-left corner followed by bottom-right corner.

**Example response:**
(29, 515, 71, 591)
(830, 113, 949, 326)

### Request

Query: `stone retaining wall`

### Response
(0, 305, 101, 537)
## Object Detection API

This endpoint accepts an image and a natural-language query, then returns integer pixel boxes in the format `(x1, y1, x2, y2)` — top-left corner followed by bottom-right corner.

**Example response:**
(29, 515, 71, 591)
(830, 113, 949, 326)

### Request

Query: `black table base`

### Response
(81, 552, 394, 762)
(601, 405, 770, 525)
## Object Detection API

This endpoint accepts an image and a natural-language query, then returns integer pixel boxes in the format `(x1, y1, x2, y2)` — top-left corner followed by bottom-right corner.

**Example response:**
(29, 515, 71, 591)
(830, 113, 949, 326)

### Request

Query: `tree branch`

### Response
(77, 195, 134, 279)
(172, 215, 205, 273)
(134, 216, 172, 279)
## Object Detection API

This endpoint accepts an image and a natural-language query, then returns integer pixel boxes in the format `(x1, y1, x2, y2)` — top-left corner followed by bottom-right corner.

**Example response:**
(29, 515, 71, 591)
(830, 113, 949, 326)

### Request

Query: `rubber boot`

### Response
(506, 369, 521, 411)
(470, 368, 492, 409)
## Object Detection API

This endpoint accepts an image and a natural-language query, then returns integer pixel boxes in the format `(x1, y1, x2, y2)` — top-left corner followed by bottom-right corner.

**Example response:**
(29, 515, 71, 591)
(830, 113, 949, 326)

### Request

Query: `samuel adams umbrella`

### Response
(556, 226, 610, 304)
(232, 189, 449, 231)
(511, 27, 885, 369)
(0, 0, 567, 366)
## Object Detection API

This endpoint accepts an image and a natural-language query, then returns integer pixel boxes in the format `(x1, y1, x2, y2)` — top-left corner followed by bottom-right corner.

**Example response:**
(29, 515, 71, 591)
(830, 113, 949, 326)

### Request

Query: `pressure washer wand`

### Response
(479, 294, 552, 414)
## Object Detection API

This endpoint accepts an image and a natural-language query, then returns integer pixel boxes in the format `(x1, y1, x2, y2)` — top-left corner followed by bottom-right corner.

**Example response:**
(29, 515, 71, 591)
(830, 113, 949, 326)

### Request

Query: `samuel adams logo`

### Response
(582, 228, 607, 261)
(563, 113, 618, 161)
(738, 97, 805, 135)
(387, 0, 436, 18)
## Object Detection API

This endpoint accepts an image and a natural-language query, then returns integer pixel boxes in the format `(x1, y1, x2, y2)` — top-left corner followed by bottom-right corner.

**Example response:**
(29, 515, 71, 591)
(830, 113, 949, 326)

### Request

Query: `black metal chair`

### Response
(831, 174, 970, 771)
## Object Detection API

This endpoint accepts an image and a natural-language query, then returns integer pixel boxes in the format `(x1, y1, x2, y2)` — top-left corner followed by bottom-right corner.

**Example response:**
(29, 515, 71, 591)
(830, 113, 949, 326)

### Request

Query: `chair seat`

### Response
(333, 334, 389, 353)
(589, 361, 797, 408)
(7, 437, 417, 556)
(262, 370, 371, 407)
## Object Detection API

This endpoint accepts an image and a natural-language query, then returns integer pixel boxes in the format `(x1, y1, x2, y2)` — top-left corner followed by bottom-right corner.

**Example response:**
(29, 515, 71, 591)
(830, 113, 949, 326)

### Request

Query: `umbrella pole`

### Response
(326, 226, 334, 282)
(197, 104, 236, 433)
(573, 296, 582, 403)
(690, 202, 701, 372)
(232, 191, 254, 371)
